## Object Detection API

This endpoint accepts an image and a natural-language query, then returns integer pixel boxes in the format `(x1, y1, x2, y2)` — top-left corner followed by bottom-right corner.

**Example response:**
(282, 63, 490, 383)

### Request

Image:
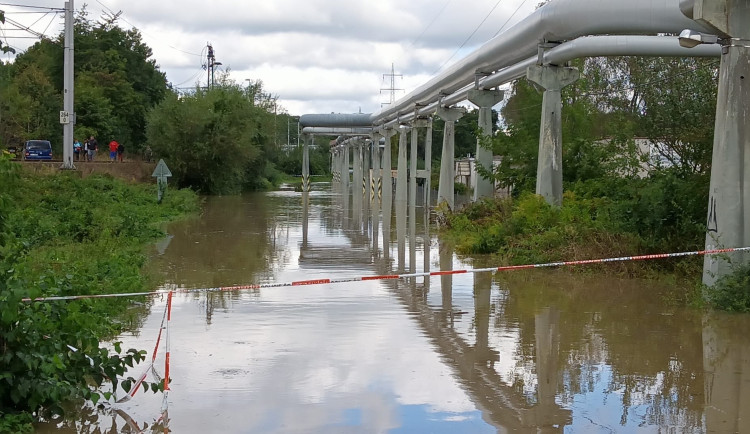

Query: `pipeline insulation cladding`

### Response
(21, 246, 750, 302)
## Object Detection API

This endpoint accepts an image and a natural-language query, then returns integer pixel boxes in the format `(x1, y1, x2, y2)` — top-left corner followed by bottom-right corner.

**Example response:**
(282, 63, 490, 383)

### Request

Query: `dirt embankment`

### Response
(18, 159, 158, 183)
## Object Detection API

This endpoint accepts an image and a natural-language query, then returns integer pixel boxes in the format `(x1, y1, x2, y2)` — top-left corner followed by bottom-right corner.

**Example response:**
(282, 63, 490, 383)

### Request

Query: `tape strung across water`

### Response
(22, 246, 750, 302)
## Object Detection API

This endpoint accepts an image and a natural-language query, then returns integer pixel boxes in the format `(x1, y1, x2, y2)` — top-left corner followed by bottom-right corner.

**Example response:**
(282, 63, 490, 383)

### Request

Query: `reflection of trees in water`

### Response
(151, 193, 304, 322)
(493, 271, 705, 431)
(35, 402, 166, 433)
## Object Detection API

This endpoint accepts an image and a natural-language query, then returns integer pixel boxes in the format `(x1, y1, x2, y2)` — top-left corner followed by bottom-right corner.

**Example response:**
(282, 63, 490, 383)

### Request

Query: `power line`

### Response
(492, 0, 530, 38)
(93, 0, 202, 57)
(436, 0, 507, 74)
(0, 3, 63, 11)
(405, 0, 453, 51)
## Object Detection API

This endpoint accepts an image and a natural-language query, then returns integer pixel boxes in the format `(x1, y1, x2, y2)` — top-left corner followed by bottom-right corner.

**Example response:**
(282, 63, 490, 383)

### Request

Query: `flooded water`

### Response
(37, 183, 750, 433)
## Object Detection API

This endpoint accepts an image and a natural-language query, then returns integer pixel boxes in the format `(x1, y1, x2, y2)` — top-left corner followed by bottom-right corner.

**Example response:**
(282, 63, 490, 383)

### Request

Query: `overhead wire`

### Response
(435, 0, 507, 74)
(492, 0, 530, 38)
(93, 0, 202, 57)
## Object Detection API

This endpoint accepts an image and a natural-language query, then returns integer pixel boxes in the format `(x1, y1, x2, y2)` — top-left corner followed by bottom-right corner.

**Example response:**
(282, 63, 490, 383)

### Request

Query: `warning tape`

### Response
(116, 299, 169, 403)
(21, 247, 750, 302)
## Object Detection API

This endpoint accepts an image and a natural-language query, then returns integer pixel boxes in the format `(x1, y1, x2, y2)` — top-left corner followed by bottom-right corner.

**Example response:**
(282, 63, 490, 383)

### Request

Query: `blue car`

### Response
(24, 140, 52, 160)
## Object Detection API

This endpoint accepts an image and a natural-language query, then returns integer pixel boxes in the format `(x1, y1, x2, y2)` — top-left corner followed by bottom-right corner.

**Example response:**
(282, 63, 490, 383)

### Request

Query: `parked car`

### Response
(23, 140, 52, 160)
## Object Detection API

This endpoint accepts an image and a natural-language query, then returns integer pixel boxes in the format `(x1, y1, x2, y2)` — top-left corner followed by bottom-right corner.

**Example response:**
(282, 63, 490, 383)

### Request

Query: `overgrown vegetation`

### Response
(0, 155, 199, 431)
(441, 55, 740, 306)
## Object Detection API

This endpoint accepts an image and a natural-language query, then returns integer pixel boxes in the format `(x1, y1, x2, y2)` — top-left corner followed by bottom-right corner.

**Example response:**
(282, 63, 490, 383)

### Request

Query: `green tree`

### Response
(0, 8, 167, 153)
(146, 78, 277, 194)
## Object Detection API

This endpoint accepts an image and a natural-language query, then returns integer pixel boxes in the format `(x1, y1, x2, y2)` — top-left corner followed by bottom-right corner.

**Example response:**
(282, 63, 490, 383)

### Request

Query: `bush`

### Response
(0, 163, 198, 426)
(706, 264, 750, 312)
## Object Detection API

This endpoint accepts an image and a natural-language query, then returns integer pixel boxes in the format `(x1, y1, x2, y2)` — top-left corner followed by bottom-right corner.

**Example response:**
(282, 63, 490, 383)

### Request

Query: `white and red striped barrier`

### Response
(22, 246, 750, 302)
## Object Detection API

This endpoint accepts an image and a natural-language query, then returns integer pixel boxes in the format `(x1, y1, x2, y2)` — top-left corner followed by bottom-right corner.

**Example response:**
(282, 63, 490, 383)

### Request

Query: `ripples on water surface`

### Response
(36, 183, 750, 433)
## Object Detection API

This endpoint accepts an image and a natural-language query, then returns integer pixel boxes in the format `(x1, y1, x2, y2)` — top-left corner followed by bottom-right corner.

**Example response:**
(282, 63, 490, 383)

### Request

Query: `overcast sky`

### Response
(1, 0, 537, 115)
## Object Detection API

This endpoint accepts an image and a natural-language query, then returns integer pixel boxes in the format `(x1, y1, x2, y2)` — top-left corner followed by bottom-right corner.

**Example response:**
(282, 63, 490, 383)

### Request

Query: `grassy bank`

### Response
(0, 156, 199, 431)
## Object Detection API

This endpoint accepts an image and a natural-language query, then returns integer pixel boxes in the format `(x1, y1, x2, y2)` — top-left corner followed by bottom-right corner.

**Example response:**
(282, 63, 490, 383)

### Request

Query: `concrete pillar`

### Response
(370, 133, 381, 202)
(468, 89, 504, 201)
(698, 0, 750, 285)
(302, 134, 311, 192)
(436, 106, 466, 210)
(343, 144, 350, 194)
(352, 140, 363, 227)
(424, 118, 433, 209)
(526, 64, 579, 207)
(396, 126, 410, 271)
(381, 128, 395, 207)
(410, 123, 420, 273)
(396, 126, 409, 206)
(363, 138, 371, 199)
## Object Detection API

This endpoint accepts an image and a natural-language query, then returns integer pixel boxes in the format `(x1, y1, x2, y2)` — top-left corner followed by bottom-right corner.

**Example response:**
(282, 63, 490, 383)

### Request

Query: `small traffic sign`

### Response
(59, 111, 70, 124)
(152, 159, 172, 178)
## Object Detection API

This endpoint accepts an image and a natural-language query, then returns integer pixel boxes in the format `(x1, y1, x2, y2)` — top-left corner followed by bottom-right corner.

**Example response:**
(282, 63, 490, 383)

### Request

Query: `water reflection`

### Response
(39, 182, 750, 433)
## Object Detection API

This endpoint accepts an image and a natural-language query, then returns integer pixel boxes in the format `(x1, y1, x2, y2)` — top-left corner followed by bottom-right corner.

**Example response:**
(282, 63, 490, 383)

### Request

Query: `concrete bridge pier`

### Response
(468, 89, 504, 201)
(698, 0, 750, 285)
(302, 134, 311, 192)
(526, 61, 580, 207)
(436, 106, 466, 210)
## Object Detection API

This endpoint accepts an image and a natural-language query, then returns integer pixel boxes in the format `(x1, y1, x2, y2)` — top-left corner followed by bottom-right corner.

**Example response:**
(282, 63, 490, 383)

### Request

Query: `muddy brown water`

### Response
(36, 183, 750, 433)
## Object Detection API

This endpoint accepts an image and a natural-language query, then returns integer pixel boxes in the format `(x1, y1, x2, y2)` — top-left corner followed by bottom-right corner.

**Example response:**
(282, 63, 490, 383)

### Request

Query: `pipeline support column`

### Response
(302, 134, 311, 192)
(698, 0, 750, 286)
(396, 126, 410, 270)
(526, 64, 579, 207)
(468, 89, 504, 201)
(436, 106, 466, 211)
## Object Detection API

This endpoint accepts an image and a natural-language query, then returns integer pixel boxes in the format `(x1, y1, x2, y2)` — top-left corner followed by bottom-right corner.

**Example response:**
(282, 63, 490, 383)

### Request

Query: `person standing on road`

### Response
(83, 138, 89, 161)
(117, 142, 124, 162)
(73, 139, 81, 161)
(88, 136, 98, 161)
(108, 140, 119, 162)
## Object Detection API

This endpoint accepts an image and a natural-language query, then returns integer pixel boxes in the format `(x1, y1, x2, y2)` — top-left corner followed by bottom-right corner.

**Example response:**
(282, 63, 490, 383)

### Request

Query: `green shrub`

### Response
(706, 264, 750, 312)
(0, 164, 199, 425)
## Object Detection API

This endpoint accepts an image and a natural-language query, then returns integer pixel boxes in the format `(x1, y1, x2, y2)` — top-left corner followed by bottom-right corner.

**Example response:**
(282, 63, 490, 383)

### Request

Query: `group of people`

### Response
(73, 136, 125, 162)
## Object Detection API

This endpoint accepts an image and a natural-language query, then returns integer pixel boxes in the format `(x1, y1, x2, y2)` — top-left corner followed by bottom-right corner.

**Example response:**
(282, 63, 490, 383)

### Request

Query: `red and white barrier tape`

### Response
(116, 301, 168, 403)
(22, 247, 750, 302)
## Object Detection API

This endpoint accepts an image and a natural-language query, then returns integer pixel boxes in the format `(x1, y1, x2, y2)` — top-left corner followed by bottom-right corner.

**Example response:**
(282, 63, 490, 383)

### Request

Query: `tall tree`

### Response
(146, 78, 277, 194)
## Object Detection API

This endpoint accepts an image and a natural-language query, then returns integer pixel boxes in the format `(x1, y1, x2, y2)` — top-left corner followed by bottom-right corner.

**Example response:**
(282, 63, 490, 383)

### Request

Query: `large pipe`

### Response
(300, 113, 372, 128)
(370, 0, 712, 124)
(302, 127, 373, 135)
(300, 35, 720, 130)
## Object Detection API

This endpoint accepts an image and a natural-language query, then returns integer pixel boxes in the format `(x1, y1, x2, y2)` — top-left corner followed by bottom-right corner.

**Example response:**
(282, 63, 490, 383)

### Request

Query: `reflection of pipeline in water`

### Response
(703, 312, 750, 433)
(372, 240, 572, 432)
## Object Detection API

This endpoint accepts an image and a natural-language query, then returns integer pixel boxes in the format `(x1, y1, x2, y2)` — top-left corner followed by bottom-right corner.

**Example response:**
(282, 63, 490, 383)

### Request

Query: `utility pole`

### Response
(380, 63, 403, 107)
(206, 43, 222, 89)
(60, 0, 75, 169)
